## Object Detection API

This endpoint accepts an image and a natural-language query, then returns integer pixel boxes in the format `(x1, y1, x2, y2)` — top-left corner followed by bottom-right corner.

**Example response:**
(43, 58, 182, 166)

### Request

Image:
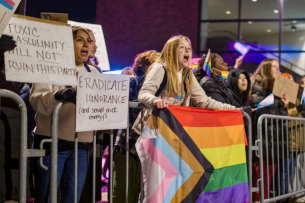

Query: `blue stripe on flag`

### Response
(151, 134, 193, 203)
(0, 0, 13, 10)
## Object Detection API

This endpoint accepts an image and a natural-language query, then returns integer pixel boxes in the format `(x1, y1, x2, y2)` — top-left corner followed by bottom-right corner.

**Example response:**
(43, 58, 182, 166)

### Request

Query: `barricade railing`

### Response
(256, 114, 305, 203)
(0, 89, 29, 203)
(244, 112, 253, 203)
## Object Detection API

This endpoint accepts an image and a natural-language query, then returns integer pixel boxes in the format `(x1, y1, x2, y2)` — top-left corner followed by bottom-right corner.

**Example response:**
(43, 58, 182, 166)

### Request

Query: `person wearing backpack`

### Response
(112, 50, 160, 203)
(132, 35, 236, 136)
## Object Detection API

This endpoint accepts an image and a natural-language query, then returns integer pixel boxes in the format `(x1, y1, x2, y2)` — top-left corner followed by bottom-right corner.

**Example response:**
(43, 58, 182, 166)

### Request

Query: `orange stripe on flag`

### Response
(184, 124, 246, 149)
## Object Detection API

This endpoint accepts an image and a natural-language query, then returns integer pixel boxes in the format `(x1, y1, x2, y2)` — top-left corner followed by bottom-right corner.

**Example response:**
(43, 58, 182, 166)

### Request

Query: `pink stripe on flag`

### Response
(141, 139, 178, 203)
(3, 0, 14, 6)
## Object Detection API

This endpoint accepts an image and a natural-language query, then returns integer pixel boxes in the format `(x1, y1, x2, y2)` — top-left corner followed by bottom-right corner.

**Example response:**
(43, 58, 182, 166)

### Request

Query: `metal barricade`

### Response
(0, 89, 29, 202)
(253, 114, 305, 203)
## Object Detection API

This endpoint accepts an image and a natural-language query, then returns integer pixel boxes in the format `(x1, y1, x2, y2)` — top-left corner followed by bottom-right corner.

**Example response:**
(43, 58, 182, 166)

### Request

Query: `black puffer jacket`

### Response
(227, 69, 252, 116)
(199, 76, 235, 105)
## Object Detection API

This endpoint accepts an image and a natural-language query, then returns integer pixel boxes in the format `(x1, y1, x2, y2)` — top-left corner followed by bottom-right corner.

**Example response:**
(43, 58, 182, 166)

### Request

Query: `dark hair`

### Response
(193, 53, 218, 82)
(72, 26, 90, 39)
(133, 50, 160, 76)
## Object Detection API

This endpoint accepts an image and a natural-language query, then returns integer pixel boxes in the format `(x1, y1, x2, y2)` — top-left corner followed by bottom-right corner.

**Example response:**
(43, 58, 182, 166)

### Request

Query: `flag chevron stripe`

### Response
(203, 163, 248, 192)
(168, 105, 244, 127)
(184, 124, 245, 149)
(154, 108, 214, 203)
(197, 182, 250, 203)
(140, 138, 178, 203)
(200, 144, 246, 169)
(151, 134, 193, 203)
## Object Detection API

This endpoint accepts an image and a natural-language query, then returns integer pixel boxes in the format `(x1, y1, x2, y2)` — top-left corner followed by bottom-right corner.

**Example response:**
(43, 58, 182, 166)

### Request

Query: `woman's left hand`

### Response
(281, 94, 289, 107)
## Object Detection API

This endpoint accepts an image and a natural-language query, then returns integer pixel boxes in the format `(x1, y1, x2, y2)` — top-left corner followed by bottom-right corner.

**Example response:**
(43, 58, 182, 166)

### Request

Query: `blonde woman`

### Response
(132, 35, 236, 135)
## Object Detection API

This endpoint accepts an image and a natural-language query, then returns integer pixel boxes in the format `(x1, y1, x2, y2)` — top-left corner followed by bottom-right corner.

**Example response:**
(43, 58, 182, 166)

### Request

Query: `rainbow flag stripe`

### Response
(216, 70, 229, 81)
(136, 105, 250, 203)
(0, 0, 15, 10)
(203, 55, 212, 78)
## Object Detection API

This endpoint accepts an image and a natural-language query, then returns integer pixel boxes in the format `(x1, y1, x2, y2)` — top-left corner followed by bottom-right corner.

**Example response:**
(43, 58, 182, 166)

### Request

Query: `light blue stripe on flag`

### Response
(0, 0, 13, 10)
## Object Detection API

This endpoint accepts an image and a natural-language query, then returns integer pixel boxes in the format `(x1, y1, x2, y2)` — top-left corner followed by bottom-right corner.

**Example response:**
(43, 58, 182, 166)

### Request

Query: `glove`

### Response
(54, 88, 76, 104)
(0, 34, 16, 53)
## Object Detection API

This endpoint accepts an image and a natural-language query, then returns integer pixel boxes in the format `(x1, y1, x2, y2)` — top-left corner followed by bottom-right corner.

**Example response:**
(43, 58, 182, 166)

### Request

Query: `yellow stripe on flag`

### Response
(200, 144, 246, 169)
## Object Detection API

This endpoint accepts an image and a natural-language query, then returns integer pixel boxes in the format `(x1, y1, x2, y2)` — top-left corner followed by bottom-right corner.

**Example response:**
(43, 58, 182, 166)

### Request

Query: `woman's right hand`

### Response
(153, 99, 169, 109)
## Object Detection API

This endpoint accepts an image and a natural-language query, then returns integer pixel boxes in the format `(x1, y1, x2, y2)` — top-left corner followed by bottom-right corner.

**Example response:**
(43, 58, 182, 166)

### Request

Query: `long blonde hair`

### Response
(251, 59, 278, 92)
(147, 35, 192, 96)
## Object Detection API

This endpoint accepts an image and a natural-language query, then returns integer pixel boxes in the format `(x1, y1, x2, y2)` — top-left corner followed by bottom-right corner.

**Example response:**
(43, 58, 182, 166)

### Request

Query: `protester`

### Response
(30, 26, 98, 203)
(112, 50, 160, 203)
(282, 73, 305, 202)
(0, 34, 24, 202)
(132, 35, 236, 136)
(251, 59, 289, 202)
(86, 29, 102, 73)
(194, 53, 236, 105)
(227, 69, 252, 114)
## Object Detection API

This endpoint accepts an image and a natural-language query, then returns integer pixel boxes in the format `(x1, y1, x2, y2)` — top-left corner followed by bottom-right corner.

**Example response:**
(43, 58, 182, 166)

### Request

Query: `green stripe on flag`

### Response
(203, 163, 248, 192)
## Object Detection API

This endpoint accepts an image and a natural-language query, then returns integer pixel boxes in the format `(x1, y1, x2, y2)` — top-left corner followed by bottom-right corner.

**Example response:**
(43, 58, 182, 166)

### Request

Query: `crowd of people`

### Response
(1, 27, 305, 203)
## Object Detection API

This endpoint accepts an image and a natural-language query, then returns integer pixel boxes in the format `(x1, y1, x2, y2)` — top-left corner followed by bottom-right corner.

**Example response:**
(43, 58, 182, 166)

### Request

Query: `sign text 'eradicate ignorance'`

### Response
(4, 17, 76, 85)
(76, 72, 130, 131)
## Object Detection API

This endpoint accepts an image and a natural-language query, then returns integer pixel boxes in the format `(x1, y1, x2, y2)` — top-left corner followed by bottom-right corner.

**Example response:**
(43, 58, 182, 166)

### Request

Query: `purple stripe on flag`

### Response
(196, 182, 250, 203)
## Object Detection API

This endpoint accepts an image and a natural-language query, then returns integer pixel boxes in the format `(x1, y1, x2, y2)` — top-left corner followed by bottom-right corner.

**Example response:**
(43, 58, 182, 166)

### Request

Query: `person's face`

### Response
(270, 60, 280, 79)
(177, 38, 192, 70)
(88, 31, 97, 58)
(213, 55, 228, 73)
(73, 30, 92, 66)
(238, 73, 248, 93)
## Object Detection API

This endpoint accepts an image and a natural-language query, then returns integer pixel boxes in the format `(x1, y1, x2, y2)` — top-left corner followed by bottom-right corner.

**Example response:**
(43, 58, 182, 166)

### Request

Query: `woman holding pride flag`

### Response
(132, 35, 236, 135)
(194, 51, 236, 105)
(30, 26, 99, 203)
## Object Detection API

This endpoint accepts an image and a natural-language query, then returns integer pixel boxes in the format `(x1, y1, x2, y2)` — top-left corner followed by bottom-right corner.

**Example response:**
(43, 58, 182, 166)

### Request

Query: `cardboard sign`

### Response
(3, 15, 77, 86)
(76, 72, 129, 132)
(68, 20, 110, 71)
(41, 12, 68, 23)
(0, 0, 21, 37)
(273, 74, 298, 104)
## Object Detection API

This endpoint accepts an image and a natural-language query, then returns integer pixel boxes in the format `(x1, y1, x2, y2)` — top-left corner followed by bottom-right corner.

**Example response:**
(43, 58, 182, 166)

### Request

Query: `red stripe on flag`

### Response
(167, 105, 244, 127)
(3, 0, 14, 6)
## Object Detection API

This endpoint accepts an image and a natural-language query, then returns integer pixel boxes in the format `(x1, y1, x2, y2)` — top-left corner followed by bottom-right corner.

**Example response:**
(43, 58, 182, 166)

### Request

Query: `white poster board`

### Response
(3, 15, 77, 85)
(76, 72, 129, 132)
(0, 0, 21, 37)
(68, 20, 110, 71)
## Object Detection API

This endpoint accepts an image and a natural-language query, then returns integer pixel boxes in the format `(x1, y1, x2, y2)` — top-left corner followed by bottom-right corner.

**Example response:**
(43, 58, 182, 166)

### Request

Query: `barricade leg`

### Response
(0, 90, 28, 203)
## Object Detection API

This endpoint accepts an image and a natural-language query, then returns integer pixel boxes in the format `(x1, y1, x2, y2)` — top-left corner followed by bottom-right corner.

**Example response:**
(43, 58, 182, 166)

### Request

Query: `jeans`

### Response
(33, 138, 90, 203)
(279, 153, 297, 199)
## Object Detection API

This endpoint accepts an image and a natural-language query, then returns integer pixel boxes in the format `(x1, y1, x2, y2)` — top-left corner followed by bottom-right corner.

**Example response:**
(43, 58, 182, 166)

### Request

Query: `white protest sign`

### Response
(68, 20, 110, 71)
(0, 0, 21, 37)
(4, 15, 77, 86)
(76, 72, 129, 132)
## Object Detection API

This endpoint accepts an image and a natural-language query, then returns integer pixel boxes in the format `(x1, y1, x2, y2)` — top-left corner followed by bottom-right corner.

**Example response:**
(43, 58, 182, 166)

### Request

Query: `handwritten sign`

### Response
(273, 74, 298, 104)
(41, 12, 68, 23)
(76, 72, 129, 131)
(3, 15, 77, 86)
(68, 20, 110, 71)
(0, 0, 21, 37)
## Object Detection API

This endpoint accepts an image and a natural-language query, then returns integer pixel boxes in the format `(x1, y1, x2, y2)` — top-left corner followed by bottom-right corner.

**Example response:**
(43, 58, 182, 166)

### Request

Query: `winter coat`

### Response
(132, 62, 235, 135)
